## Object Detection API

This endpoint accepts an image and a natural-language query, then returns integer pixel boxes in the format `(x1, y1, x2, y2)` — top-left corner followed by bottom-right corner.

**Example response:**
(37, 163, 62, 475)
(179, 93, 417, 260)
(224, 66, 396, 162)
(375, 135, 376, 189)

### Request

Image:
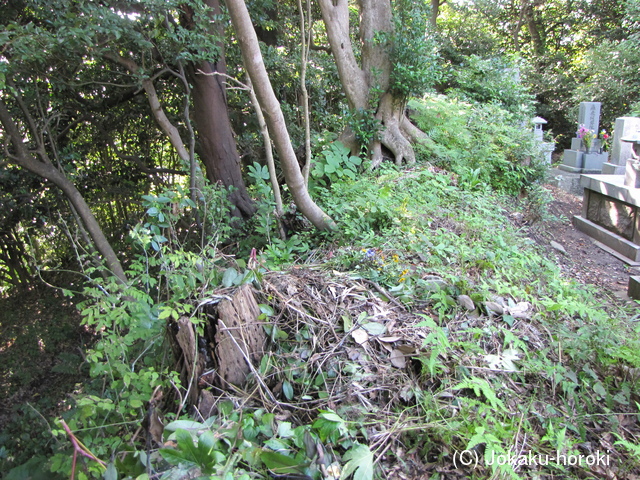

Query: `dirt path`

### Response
(529, 184, 636, 303)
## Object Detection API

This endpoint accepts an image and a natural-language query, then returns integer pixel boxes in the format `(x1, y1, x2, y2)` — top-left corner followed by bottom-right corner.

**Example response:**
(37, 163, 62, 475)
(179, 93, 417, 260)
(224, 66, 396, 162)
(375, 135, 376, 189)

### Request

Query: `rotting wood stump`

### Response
(212, 284, 266, 388)
(172, 284, 266, 411)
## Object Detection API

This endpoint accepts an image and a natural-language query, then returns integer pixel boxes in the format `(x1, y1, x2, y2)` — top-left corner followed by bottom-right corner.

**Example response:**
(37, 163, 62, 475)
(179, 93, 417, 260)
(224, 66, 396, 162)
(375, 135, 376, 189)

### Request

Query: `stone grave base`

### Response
(601, 162, 626, 175)
(573, 174, 640, 263)
(559, 151, 609, 174)
(628, 276, 640, 300)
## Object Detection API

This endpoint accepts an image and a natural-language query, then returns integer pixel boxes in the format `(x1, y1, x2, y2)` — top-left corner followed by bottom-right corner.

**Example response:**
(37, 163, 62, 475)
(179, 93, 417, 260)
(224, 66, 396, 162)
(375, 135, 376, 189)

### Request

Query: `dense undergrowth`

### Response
(2, 95, 640, 479)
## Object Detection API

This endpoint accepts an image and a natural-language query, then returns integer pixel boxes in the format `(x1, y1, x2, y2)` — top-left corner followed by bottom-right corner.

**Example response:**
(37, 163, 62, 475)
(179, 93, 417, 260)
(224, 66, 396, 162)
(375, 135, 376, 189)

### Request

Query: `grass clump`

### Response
(409, 94, 547, 196)
(4, 163, 640, 479)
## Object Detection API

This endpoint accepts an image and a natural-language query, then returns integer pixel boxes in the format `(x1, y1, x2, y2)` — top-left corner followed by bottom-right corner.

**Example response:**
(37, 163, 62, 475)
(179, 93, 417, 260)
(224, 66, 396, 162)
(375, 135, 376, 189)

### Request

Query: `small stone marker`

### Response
(628, 276, 640, 300)
(550, 241, 566, 254)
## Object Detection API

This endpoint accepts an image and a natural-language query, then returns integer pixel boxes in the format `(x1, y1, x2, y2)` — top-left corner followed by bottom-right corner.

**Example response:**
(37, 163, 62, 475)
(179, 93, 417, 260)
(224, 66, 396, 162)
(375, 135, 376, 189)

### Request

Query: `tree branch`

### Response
(0, 98, 127, 283)
(103, 52, 190, 162)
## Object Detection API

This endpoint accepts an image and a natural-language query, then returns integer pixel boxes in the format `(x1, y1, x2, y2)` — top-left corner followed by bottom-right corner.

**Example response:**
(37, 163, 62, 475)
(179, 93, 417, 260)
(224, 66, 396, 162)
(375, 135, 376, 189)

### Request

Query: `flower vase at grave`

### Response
(584, 138, 601, 154)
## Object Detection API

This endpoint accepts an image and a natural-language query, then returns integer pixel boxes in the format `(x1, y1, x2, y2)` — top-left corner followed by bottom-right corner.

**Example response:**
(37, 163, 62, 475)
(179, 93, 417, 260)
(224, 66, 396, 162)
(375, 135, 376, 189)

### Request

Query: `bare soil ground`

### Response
(528, 184, 637, 305)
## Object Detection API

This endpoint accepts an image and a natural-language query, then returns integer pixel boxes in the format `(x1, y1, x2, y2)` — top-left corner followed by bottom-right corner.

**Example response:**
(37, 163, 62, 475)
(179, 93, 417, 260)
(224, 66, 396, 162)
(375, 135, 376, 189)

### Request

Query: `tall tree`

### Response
(184, 0, 256, 218)
(0, 98, 127, 283)
(317, 0, 436, 167)
(224, 0, 337, 231)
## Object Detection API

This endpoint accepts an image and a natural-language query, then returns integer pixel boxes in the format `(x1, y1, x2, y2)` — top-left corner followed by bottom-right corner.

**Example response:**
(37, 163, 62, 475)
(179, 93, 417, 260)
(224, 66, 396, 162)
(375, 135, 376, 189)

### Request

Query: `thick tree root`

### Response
(369, 94, 426, 168)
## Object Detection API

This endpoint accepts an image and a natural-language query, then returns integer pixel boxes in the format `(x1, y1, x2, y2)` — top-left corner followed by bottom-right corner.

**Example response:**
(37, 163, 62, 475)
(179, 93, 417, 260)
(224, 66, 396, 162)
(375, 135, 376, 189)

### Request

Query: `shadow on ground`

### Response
(0, 286, 89, 473)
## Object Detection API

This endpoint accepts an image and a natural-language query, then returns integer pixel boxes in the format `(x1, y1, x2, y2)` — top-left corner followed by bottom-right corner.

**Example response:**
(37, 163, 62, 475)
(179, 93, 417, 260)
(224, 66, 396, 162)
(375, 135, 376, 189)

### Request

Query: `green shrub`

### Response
(409, 94, 546, 195)
(446, 54, 535, 116)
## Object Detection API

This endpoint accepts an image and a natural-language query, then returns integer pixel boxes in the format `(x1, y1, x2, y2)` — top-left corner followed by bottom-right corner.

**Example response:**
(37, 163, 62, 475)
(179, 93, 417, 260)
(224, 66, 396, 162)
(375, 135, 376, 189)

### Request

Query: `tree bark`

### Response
(189, 0, 256, 218)
(245, 76, 286, 239)
(107, 44, 256, 219)
(318, 0, 425, 166)
(189, 60, 257, 218)
(0, 99, 127, 284)
(298, 0, 312, 186)
(225, 0, 337, 231)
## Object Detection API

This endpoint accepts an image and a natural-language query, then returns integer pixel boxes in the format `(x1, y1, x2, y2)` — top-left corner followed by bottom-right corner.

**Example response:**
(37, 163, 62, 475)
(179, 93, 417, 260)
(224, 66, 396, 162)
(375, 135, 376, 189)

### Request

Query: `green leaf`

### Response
(361, 322, 386, 336)
(342, 314, 353, 332)
(342, 443, 374, 480)
(158, 307, 174, 320)
(282, 380, 294, 400)
(259, 304, 275, 316)
(164, 420, 205, 432)
(452, 377, 506, 411)
(324, 162, 337, 174)
(198, 430, 216, 452)
(277, 421, 295, 438)
(222, 268, 238, 288)
(593, 381, 607, 398)
(260, 450, 303, 474)
(159, 447, 192, 465)
(319, 411, 344, 423)
(103, 463, 118, 480)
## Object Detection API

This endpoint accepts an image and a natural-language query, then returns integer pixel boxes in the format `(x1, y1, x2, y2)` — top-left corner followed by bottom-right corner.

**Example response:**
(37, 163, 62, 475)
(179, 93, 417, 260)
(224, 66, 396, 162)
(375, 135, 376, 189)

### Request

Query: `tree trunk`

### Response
(190, 61, 256, 218)
(430, 0, 442, 29)
(225, 0, 337, 231)
(524, 2, 545, 56)
(0, 99, 127, 284)
(318, 0, 424, 167)
(189, 0, 256, 218)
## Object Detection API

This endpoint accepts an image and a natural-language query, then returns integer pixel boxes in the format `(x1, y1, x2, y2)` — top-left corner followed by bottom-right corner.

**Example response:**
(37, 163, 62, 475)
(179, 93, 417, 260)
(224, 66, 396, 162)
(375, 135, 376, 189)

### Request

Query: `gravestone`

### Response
(560, 102, 608, 173)
(602, 117, 640, 174)
(579, 102, 601, 134)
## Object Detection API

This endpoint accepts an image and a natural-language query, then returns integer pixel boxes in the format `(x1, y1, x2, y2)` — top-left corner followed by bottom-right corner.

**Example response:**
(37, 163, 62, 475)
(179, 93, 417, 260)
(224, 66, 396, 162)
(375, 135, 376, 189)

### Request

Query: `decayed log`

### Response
(214, 284, 266, 387)
(174, 284, 267, 413)
(175, 316, 204, 407)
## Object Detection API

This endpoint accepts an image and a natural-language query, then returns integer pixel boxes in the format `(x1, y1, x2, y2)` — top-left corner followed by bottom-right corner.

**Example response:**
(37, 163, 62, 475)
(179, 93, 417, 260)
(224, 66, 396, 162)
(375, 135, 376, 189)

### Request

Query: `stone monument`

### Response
(573, 134, 640, 263)
(560, 102, 608, 173)
(532, 116, 554, 164)
(601, 117, 640, 174)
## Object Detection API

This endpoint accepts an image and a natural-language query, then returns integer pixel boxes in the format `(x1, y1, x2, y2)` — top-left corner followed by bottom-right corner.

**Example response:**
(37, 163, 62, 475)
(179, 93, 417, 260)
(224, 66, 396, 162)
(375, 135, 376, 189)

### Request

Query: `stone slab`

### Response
(611, 117, 640, 166)
(559, 166, 603, 174)
(628, 276, 640, 300)
(547, 168, 584, 196)
(602, 162, 626, 175)
(580, 174, 640, 207)
(562, 149, 583, 168)
(571, 138, 583, 150)
(573, 215, 640, 262)
(558, 164, 585, 174)
(583, 152, 608, 171)
(593, 240, 640, 266)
